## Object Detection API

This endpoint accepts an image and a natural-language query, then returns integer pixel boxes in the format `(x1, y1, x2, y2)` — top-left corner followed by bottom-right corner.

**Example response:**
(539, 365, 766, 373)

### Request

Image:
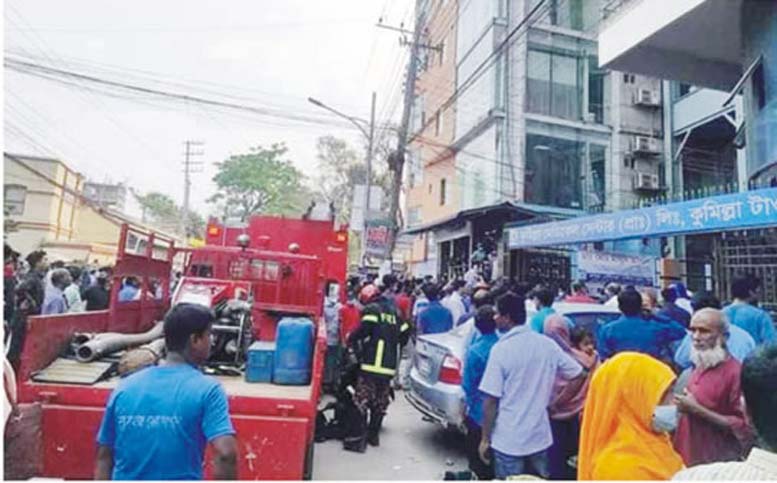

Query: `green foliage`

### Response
(208, 143, 307, 220)
(314, 135, 391, 224)
(131, 190, 205, 238)
(133, 191, 179, 222)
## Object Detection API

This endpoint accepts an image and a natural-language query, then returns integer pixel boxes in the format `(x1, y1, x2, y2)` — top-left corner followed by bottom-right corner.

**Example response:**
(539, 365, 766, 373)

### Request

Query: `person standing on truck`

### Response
(346, 284, 411, 451)
(8, 250, 48, 367)
(83, 272, 111, 311)
(95, 303, 238, 480)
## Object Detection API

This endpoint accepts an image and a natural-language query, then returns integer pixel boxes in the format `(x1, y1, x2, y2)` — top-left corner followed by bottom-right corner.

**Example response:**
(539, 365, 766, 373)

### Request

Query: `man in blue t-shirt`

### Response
(117, 276, 140, 302)
(723, 277, 776, 346)
(597, 288, 686, 361)
(95, 303, 237, 480)
(416, 283, 454, 335)
(529, 288, 556, 333)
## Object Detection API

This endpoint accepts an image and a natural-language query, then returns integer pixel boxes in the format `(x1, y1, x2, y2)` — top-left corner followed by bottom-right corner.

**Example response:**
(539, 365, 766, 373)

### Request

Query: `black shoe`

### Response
(367, 430, 380, 447)
(343, 435, 367, 453)
(366, 412, 383, 447)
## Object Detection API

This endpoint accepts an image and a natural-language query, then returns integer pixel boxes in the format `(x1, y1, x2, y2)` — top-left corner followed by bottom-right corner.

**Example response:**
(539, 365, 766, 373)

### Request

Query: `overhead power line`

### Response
(4, 57, 368, 131)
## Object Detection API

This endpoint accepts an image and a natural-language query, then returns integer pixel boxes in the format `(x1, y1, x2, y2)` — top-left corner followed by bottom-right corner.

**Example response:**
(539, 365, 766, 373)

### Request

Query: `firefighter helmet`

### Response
(359, 284, 379, 304)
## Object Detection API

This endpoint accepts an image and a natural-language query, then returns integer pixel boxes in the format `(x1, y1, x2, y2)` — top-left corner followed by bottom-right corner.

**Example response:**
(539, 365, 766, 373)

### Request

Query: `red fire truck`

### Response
(10, 215, 348, 480)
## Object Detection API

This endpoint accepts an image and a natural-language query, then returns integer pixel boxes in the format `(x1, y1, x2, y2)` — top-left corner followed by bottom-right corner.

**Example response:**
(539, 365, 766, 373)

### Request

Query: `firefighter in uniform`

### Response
(345, 283, 411, 451)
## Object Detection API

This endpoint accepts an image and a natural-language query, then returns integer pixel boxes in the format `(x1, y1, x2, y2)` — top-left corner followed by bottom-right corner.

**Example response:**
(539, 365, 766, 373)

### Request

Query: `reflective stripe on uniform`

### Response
(400, 322, 410, 332)
(362, 314, 379, 323)
(375, 339, 385, 368)
(360, 363, 396, 376)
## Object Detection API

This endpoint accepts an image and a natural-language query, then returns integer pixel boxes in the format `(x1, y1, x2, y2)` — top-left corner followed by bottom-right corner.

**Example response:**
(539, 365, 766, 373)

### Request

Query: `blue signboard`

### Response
(507, 188, 777, 249)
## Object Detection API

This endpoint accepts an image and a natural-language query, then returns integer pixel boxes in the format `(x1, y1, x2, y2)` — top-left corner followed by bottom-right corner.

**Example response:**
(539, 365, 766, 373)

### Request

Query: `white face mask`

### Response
(651, 405, 679, 433)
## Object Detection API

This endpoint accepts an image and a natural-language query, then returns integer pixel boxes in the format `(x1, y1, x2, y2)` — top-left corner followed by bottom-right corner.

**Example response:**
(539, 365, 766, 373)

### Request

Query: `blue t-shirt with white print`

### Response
(97, 364, 235, 480)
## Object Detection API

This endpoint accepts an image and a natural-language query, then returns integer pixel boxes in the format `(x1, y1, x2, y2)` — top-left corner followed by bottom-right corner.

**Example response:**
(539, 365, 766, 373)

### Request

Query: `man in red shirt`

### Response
(394, 282, 413, 324)
(563, 280, 598, 304)
(673, 308, 753, 466)
(339, 290, 363, 346)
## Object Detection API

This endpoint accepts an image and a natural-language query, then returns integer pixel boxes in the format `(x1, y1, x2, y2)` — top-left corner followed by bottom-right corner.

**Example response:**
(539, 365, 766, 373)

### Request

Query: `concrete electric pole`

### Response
(386, 0, 425, 259)
(181, 140, 204, 238)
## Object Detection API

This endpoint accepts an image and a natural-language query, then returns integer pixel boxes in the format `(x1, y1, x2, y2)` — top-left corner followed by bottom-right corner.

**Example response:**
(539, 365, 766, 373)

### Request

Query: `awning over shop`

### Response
(507, 188, 777, 249)
(403, 201, 583, 235)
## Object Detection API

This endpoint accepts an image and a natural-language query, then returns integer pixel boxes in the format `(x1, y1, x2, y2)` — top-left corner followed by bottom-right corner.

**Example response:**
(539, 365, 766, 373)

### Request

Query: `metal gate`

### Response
(714, 228, 777, 318)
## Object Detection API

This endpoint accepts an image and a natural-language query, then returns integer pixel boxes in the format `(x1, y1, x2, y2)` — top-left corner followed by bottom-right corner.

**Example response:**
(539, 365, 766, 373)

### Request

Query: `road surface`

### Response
(313, 391, 468, 480)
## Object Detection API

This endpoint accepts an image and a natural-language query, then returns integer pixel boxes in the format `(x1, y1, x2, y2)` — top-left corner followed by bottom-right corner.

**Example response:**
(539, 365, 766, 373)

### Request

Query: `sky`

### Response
(3, 0, 414, 219)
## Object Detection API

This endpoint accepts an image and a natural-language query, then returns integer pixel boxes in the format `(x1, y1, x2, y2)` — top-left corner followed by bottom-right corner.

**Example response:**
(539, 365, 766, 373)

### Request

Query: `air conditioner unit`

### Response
(633, 135, 660, 154)
(635, 88, 660, 106)
(634, 172, 660, 190)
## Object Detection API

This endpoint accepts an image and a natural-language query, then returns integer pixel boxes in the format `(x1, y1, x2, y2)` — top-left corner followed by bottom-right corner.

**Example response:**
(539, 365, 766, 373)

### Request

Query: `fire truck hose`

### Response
(75, 322, 164, 363)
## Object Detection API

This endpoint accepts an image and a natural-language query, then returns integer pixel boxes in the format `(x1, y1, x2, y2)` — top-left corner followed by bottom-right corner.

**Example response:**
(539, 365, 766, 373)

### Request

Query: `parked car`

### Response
(405, 302, 621, 431)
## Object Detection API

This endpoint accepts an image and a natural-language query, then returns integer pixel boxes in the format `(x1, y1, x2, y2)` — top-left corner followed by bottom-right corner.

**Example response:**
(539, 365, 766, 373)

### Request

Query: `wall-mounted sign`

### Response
(507, 188, 777, 248)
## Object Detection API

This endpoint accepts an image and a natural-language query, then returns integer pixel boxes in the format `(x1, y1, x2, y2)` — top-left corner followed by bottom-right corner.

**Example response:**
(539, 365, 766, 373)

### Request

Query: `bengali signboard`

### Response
(578, 250, 655, 287)
(364, 218, 393, 259)
(508, 188, 777, 249)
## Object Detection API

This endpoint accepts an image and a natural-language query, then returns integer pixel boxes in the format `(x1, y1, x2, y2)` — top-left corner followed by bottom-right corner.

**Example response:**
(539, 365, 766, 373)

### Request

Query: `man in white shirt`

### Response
(442, 280, 466, 326)
(673, 345, 777, 480)
(478, 292, 583, 479)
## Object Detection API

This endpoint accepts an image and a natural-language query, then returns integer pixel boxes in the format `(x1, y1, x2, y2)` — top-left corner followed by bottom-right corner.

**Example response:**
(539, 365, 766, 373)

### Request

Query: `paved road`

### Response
(313, 391, 468, 480)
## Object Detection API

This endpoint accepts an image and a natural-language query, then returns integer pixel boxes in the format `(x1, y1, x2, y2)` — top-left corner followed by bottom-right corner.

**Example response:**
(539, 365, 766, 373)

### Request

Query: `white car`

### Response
(405, 302, 621, 431)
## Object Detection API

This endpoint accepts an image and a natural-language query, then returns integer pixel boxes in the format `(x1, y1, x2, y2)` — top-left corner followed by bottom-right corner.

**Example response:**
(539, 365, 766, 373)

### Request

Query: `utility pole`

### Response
(181, 140, 204, 238)
(361, 91, 377, 267)
(386, 0, 424, 259)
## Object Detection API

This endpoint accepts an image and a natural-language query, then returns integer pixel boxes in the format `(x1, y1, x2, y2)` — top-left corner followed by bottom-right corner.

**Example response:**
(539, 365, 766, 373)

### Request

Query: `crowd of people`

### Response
(3, 244, 177, 367)
(324, 267, 776, 480)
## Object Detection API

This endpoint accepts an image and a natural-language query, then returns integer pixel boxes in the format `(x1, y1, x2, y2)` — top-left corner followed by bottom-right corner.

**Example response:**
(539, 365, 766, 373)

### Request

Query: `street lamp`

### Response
(308, 93, 377, 269)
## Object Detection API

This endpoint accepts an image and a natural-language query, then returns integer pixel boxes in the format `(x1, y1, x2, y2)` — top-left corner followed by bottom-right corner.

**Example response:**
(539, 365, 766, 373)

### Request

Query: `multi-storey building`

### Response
(4, 153, 183, 263)
(596, 0, 777, 307)
(404, 0, 461, 277)
(403, 0, 667, 282)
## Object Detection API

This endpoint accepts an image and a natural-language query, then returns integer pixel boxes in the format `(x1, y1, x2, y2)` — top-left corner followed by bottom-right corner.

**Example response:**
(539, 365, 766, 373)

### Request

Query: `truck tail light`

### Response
(439, 354, 462, 385)
(207, 225, 221, 236)
(335, 231, 347, 243)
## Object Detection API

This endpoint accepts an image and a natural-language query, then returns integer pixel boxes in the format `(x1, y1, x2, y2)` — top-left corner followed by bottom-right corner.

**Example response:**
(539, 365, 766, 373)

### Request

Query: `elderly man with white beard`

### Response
(672, 308, 754, 467)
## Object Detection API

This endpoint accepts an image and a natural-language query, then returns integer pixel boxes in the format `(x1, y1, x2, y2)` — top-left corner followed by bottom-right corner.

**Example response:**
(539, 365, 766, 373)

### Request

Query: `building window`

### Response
(407, 207, 422, 227)
(589, 144, 606, 210)
(525, 134, 583, 208)
(4, 184, 27, 215)
(527, 48, 581, 120)
(439, 178, 447, 205)
(548, 0, 584, 30)
(753, 63, 766, 111)
(588, 55, 605, 123)
(429, 183, 433, 194)
(623, 73, 636, 84)
(435, 110, 443, 136)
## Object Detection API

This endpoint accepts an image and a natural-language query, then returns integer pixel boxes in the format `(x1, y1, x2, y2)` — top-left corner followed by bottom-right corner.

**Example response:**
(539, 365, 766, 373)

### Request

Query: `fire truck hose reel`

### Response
(75, 322, 164, 363)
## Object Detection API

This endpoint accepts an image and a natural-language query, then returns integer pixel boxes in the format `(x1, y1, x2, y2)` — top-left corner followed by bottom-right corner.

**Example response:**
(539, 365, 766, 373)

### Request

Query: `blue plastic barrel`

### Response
(273, 317, 314, 385)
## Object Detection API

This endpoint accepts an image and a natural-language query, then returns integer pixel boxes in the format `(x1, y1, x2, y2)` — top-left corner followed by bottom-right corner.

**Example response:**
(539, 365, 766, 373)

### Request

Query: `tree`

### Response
(314, 135, 391, 225)
(208, 143, 307, 221)
(132, 191, 179, 224)
(131, 190, 205, 238)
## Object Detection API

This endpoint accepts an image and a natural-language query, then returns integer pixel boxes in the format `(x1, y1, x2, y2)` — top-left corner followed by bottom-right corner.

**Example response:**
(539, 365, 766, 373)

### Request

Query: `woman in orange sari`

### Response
(578, 352, 685, 480)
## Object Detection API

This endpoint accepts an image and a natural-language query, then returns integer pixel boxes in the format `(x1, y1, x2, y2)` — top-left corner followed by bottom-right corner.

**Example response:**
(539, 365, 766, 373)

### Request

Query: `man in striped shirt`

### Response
(674, 345, 777, 480)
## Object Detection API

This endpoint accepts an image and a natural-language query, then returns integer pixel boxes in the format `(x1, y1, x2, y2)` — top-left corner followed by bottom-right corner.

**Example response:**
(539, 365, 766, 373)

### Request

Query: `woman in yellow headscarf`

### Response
(578, 352, 685, 480)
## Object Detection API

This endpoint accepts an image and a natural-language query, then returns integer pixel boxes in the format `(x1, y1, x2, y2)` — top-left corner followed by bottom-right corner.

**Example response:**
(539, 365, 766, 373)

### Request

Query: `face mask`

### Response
(651, 405, 679, 433)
